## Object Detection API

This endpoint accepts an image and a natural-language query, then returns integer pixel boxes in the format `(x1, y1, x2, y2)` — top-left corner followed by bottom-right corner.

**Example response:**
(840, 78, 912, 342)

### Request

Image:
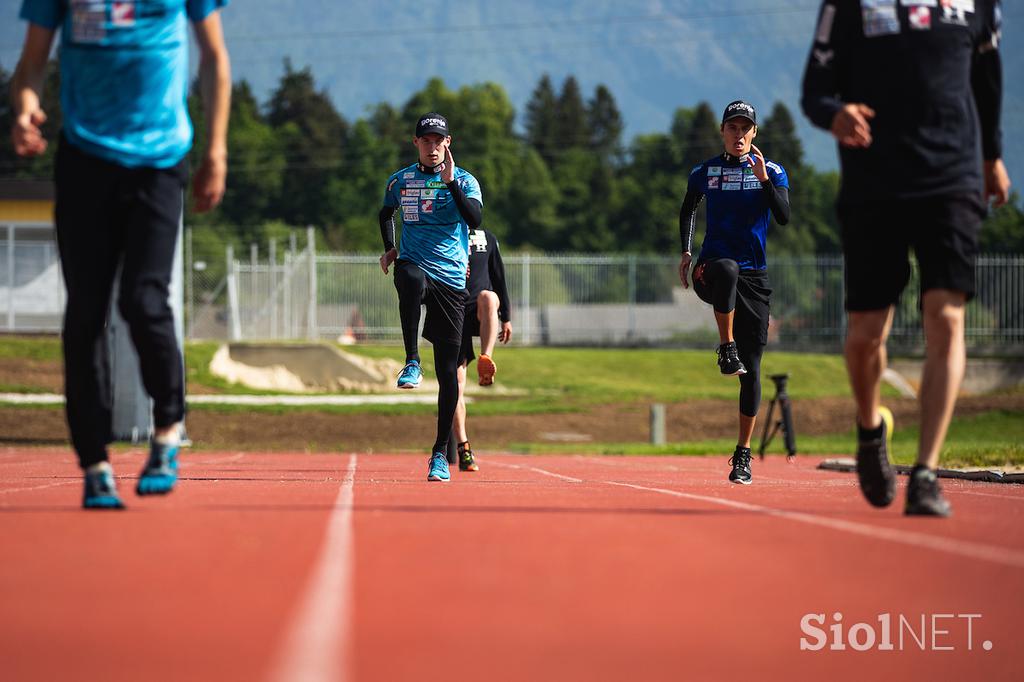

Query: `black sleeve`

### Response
(801, 1, 844, 131)
(678, 184, 704, 254)
(762, 181, 791, 226)
(378, 205, 397, 252)
(446, 180, 483, 229)
(971, 1, 1003, 161)
(488, 239, 512, 323)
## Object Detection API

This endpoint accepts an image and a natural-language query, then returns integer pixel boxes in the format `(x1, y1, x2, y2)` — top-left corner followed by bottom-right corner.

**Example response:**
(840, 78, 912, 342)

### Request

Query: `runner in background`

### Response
(11, 0, 231, 509)
(379, 113, 483, 482)
(447, 227, 512, 471)
(678, 100, 791, 485)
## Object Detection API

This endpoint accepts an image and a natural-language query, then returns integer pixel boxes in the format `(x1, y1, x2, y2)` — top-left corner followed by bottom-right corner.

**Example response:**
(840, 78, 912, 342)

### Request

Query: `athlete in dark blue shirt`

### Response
(678, 100, 791, 485)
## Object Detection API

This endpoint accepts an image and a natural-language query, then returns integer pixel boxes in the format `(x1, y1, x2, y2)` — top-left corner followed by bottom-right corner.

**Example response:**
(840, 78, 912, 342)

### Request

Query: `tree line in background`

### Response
(2, 61, 1023, 266)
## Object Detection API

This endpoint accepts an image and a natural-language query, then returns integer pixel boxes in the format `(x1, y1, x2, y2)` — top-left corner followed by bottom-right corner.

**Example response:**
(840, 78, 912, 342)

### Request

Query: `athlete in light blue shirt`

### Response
(17, 0, 228, 169)
(11, 0, 230, 509)
(378, 112, 484, 482)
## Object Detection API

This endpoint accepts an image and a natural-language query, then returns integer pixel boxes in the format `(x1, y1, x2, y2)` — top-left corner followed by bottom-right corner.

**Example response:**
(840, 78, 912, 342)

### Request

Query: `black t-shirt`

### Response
(466, 228, 511, 323)
(801, 0, 1002, 203)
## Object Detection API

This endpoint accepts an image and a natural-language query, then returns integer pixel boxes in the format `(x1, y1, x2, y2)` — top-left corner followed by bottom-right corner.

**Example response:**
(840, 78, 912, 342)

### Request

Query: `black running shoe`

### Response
(855, 406, 896, 508)
(728, 446, 752, 485)
(458, 441, 479, 472)
(905, 465, 952, 517)
(717, 342, 747, 376)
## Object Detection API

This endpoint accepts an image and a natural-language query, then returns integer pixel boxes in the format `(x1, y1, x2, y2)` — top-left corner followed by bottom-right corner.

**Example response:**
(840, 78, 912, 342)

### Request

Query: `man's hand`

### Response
(678, 252, 693, 289)
(830, 103, 875, 148)
(984, 159, 1011, 208)
(12, 107, 47, 157)
(192, 153, 227, 213)
(379, 248, 398, 274)
(749, 144, 769, 181)
(441, 145, 455, 184)
(499, 321, 513, 344)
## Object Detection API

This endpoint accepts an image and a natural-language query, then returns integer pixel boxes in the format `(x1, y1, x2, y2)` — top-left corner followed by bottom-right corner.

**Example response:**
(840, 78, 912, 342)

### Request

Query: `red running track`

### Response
(1, 447, 1022, 681)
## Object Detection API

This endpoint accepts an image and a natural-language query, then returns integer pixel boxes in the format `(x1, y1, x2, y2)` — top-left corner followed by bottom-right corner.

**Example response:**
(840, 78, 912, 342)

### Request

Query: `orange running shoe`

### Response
(477, 354, 496, 386)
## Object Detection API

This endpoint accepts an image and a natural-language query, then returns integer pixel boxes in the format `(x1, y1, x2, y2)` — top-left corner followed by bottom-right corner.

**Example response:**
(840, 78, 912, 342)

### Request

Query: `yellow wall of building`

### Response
(0, 200, 54, 223)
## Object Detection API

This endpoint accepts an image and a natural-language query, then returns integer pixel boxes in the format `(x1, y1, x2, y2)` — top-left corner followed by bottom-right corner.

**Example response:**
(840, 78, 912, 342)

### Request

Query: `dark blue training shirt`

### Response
(687, 155, 789, 271)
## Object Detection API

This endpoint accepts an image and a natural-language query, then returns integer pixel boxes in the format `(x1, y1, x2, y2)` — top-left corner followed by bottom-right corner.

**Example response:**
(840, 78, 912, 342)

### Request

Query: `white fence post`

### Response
(522, 252, 531, 346)
(226, 244, 241, 341)
(306, 226, 317, 340)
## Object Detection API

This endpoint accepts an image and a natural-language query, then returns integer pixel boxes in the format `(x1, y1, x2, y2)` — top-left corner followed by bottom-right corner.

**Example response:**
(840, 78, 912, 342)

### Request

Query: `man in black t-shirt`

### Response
(448, 228, 512, 471)
(801, 0, 1010, 517)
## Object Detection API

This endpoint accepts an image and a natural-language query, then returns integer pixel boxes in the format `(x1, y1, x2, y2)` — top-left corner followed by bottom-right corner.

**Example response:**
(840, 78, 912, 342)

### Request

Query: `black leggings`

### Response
(394, 261, 465, 454)
(737, 343, 763, 418)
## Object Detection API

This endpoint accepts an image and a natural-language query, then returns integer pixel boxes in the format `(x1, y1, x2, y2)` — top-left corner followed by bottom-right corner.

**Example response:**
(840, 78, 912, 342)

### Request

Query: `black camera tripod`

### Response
(758, 373, 797, 460)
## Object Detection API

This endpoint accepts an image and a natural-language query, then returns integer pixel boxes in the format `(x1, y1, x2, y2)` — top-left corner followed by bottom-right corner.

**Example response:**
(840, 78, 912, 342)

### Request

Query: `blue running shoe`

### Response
(397, 360, 422, 389)
(83, 466, 125, 510)
(136, 440, 180, 495)
(427, 452, 450, 482)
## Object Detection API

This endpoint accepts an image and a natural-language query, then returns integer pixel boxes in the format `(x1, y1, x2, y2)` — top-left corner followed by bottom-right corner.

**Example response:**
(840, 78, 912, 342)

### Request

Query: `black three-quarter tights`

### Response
(432, 341, 461, 453)
(695, 258, 740, 314)
(694, 258, 770, 418)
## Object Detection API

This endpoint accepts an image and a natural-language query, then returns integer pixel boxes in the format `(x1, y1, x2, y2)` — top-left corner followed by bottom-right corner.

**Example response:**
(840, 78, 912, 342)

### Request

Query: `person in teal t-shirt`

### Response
(11, 0, 231, 509)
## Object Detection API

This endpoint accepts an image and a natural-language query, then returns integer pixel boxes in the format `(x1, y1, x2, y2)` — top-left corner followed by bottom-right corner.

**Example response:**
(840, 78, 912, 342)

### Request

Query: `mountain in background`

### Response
(2, 0, 1021, 185)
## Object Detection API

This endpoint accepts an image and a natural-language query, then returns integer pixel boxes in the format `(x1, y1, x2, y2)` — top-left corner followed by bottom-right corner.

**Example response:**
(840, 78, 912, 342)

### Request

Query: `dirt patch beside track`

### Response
(3, 393, 1021, 453)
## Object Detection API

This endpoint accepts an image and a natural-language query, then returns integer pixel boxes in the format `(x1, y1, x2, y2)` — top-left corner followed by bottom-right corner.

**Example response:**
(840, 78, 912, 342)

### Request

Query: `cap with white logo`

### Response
(415, 113, 450, 138)
(721, 100, 757, 126)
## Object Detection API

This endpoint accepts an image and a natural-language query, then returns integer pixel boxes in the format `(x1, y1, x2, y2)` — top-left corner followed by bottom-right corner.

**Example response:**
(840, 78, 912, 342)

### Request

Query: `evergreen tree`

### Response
(587, 84, 623, 162)
(554, 76, 588, 151)
(524, 74, 558, 164)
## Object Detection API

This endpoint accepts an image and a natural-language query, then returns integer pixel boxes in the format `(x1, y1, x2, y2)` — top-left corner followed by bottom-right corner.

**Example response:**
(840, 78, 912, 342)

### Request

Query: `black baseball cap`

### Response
(721, 100, 757, 125)
(415, 113, 450, 138)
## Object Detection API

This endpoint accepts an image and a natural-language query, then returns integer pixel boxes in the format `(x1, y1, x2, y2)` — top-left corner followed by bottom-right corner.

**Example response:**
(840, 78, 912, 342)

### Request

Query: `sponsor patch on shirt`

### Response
(909, 5, 932, 28)
(469, 230, 488, 251)
(421, 189, 438, 199)
(71, 0, 106, 43)
(901, 0, 937, 6)
(111, 2, 136, 27)
(401, 188, 419, 197)
(861, 0, 900, 37)
(406, 180, 426, 188)
(708, 177, 720, 190)
(404, 172, 415, 179)
(816, 4, 837, 43)
(421, 200, 434, 213)
(744, 180, 762, 190)
(426, 181, 447, 189)
(707, 166, 722, 177)
(723, 182, 742, 191)
(401, 197, 418, 206)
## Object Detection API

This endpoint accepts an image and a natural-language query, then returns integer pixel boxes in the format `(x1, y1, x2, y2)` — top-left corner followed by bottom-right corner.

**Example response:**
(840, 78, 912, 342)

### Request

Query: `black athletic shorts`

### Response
(694, 266, 771, 349)
(458, 302, 480, 365)
(838, 193, 984, 311)
(395, 259, 468, 347)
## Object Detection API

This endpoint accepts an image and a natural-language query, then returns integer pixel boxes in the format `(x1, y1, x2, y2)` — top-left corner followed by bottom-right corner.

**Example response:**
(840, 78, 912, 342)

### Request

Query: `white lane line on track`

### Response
(491, 461, 583, 483)
(0, 480, 77, 496)
(269, 454, 357, 682)
(604, 480, 1024, 570)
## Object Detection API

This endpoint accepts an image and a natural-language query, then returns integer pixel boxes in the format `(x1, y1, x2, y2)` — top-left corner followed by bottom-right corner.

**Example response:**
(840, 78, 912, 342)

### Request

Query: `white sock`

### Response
(154, 425, 182, 446)
(85, 461, 113, 475)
